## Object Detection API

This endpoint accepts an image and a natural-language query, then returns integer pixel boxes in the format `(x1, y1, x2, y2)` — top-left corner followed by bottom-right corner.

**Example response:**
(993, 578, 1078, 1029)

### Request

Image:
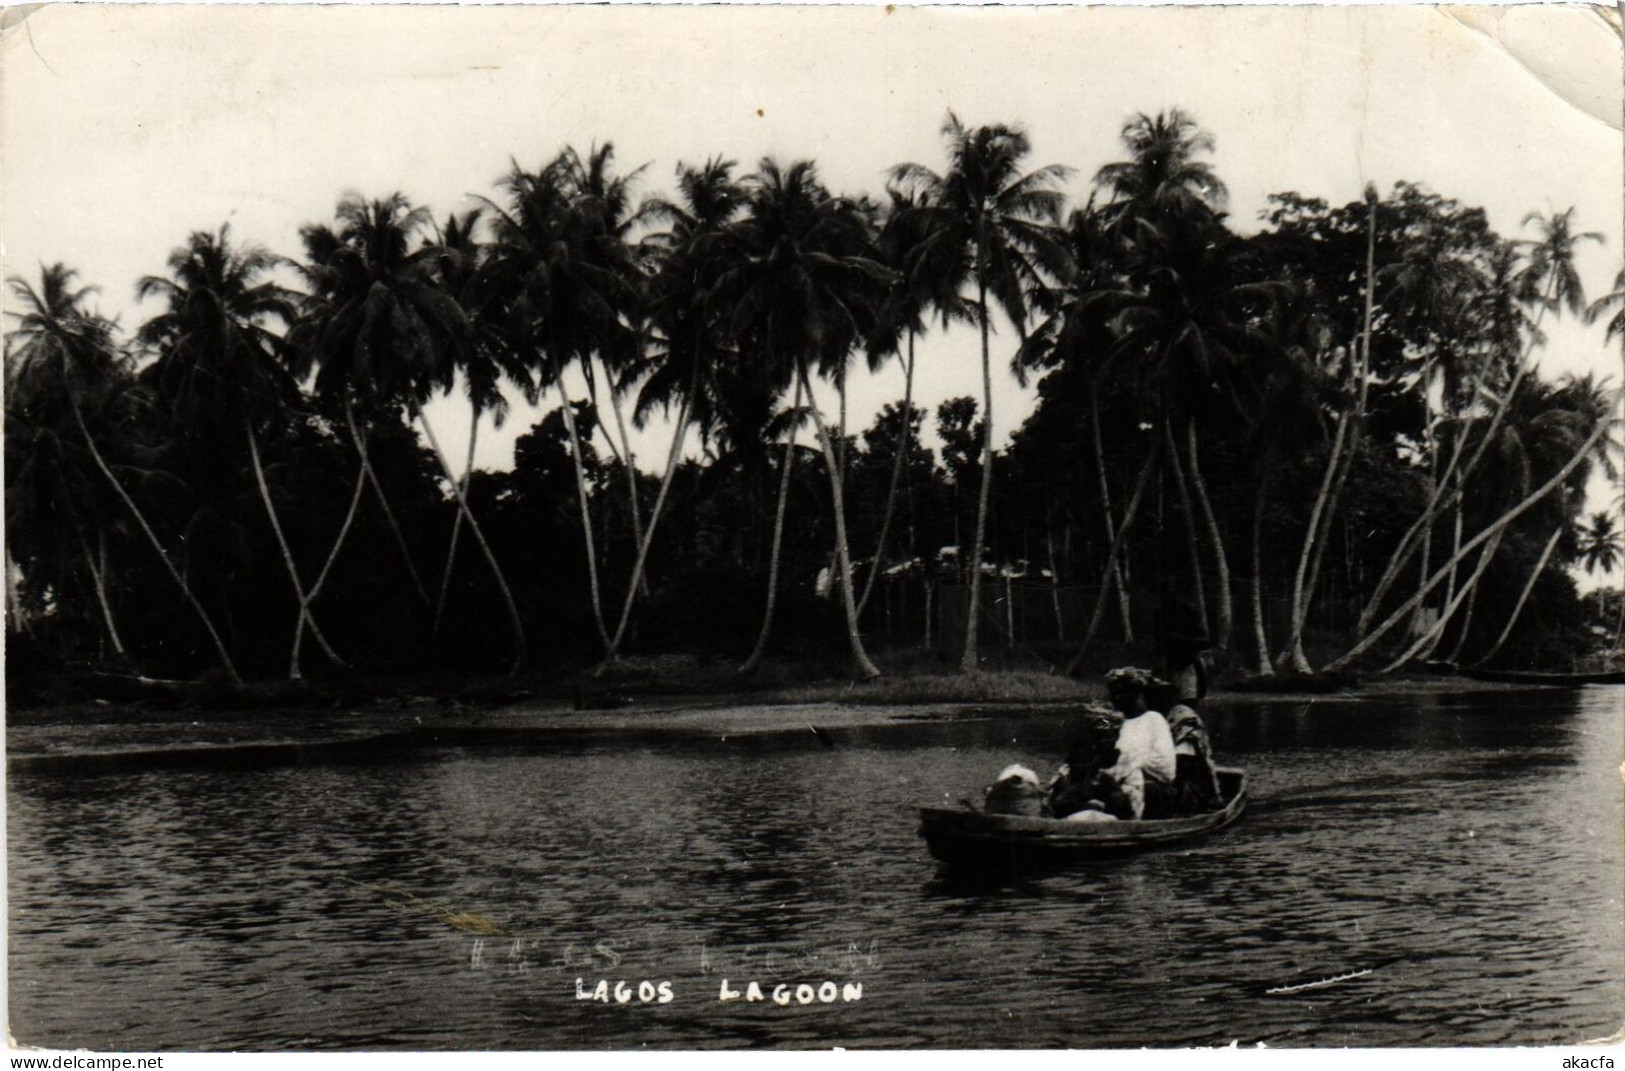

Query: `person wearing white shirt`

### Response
(1101, 667, 1177, 819)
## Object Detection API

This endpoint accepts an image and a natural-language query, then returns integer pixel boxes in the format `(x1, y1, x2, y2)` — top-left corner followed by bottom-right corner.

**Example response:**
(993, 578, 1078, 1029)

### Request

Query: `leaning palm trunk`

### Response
(857, 332, 916, 619)
(75, 526, 126, 659)
(961, 280, 995, 675)
(605, 374, 650, 598)
(72, 394, 240, 683)
(1185, 421, 1232, 650)
(1162, 423, 1210, 632)
(740, 376, 805, 676)
(600, 364, 703, 673)
(1383, 527, 1504, 673)
(1064, 440, 1161, 676)
(1089, 384, 1134, 641)
(584, 357, 651, 597)
(550, 356, 612, 653)
(413, 402, 527, 676)
(799, 362, 882, 680)
(1249, 451, 1276, 677)
(245, 419, 347, 679)
(343, 395, 430, 606)
(431, 410, 479, 642)
(1474, 524, 1564, 666)
(1284, 412, 1350, 673)
(1326, 415, 1611, 672)
(1357, 283, 1557, 636)
(1414, 498, 1467, 663)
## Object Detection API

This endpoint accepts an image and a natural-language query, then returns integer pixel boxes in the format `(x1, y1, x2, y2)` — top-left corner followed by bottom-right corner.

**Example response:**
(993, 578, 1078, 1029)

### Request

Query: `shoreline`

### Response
(4, 670, 1575, 776)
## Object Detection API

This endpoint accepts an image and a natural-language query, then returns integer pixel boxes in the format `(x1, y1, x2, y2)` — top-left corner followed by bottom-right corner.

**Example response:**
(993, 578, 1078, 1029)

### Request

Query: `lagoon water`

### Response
(8, 688, 1623, 1049)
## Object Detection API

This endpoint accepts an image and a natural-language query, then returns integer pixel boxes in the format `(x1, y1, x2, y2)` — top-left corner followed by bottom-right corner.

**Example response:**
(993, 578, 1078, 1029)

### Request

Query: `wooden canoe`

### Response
(920, 768, 1247, 872)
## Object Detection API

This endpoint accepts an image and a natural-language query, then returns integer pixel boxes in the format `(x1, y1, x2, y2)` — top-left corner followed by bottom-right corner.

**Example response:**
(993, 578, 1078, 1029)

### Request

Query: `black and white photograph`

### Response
(3, 2, 1623, 1055)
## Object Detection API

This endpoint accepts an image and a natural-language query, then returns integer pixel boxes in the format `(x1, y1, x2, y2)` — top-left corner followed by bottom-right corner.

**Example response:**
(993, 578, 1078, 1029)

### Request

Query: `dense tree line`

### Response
(7, 110, 1622, 685)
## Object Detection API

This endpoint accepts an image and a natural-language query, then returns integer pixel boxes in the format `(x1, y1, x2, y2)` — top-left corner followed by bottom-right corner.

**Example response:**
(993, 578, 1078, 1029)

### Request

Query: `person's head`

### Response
(1104, 667, 1161, 716)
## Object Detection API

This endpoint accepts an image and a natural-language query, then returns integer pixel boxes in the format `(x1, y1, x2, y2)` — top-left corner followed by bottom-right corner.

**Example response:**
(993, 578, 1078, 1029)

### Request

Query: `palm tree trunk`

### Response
(343, 395, 430, 606)
(1046, 526, 1065, 643)
(1185, 421, 1232, 650)
(1383, 527, 1504, 672)
(799, 362, 882, 680)
(584, 357, 650, 597)
(857, 331, 915, 618)
(1474, 524, 1563, 666)
(1285, 412, 1349, 672)
(76, 526, 126, 658)
(5, 545, 28, 636)
(306, 457, 367, 607)
(740, 376, 803, 676)
(1063, 441, 1160, 676)
(413, 402, 527, 676)
(1445, 560, 1485, 664)
(1089, 384, 1134, 641)
(1326, 414, 1610, 672)
(1162, 423, 1210, 632)
(1250, 451, 1275, 677)
(600, 365, 703, 670)
(246, 419, 347, 679)
(550, 358, 612, 653)
(72, 394, 241, 683)
(431, 408, 479, 642)
(605, 371, 651, 598)
(961, 280, 995, 674)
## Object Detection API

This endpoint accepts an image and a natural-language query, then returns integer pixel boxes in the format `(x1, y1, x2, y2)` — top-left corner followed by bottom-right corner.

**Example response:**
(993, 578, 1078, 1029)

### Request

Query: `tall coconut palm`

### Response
(1015, 201, 1136, 640)
(291, 192, 528, 674)
(1578, 511, 1623, 576)
(138, 225, 349, 680)
(557, 143, 656, 577)
(5, 265, 241, 681)
(1089, 109, 1248, 650)
(891, 113, 1071, 673)
(601, 158, 747, 669)
(421, 208, 518, 643)
(1097, 210, 1284, 652)
(1094, 108, 1228, 229)
(482, 153, 643, 655)
(718, 158, 891, 679)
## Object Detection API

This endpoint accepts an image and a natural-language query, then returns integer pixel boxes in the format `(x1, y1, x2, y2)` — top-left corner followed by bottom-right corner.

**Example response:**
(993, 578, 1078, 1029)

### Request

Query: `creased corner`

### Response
(1440, 5, 1623, 133)
(0, 4, 46, 38)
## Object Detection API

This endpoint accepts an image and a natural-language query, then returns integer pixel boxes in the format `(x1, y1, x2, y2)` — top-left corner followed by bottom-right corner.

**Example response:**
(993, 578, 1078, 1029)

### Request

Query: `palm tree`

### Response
(1016, 201, 1136, 641)
(603, 158, 747, 669)
(291, 192, 528, 674)
(1577, 512, 1622, 575)
(5, 265, 241, 681)
(1094, 109, 1228, 229)
(853, 187, 948, 620)
(717, 158, 891, 679)
(558, 144, 656, 580)
(138, 225, 348, 680)
(891, 113, 1071, 673)
(482, 153, 643, 656)
(421, 208, 518, 642)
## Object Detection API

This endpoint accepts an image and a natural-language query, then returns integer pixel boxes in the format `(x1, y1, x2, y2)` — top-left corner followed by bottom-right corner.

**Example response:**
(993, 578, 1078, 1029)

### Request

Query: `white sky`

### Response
(4, 3, 1623, 585)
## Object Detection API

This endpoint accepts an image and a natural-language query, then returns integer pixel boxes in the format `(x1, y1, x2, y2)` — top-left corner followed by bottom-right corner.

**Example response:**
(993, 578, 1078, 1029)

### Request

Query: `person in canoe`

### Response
(1154, 682, 1224, 815)
(1045, 709, 1127, 820)
(1096, 667, 1178, 820)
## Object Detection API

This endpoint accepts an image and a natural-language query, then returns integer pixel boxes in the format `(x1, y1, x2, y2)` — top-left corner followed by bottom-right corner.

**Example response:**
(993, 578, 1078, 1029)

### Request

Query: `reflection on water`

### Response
(9, 689, 1622, 1049)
